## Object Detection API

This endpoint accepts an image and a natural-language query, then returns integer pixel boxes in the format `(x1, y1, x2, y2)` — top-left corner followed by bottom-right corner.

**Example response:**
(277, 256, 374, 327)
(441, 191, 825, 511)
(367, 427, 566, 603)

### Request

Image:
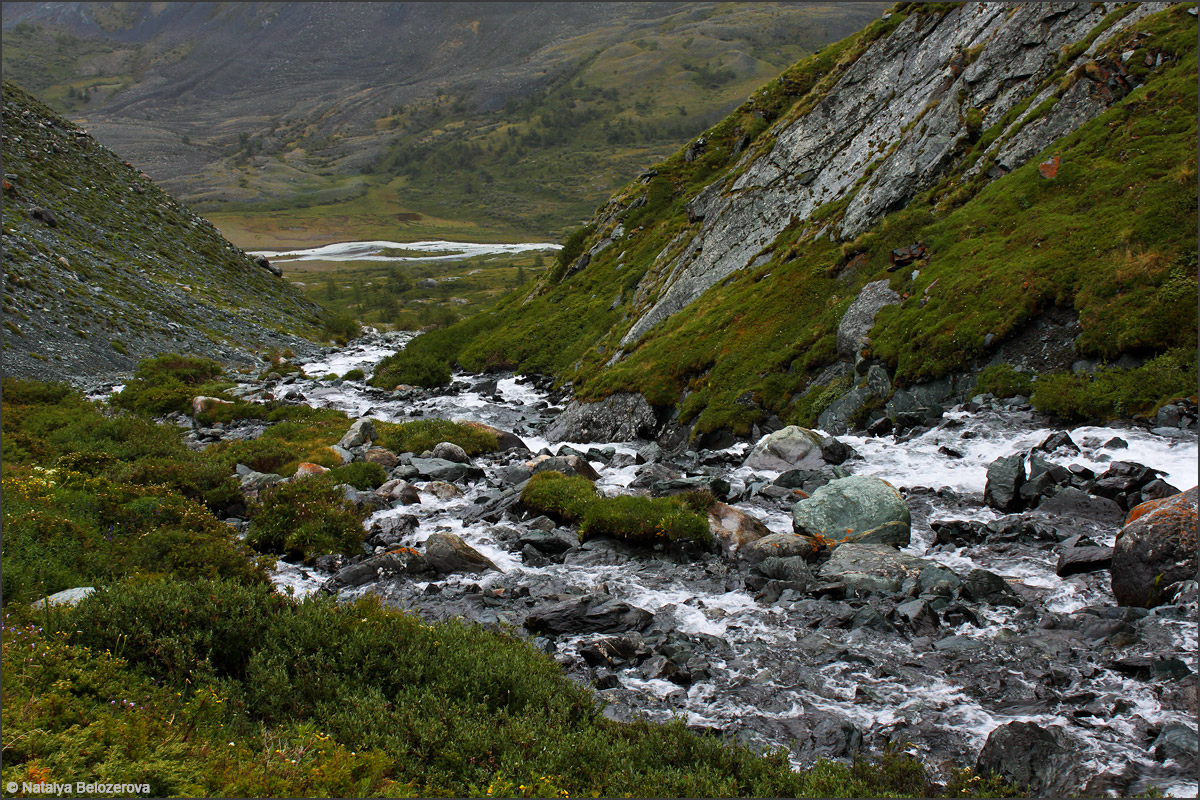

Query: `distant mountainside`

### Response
(1, 1, 885, 235)
(1, 81, 329, 385)
(381, 1, 1198, 441)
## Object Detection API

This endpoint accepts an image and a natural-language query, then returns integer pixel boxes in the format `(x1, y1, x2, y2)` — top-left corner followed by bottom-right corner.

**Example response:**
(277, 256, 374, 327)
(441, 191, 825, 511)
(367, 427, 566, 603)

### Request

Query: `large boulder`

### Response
(338, 417, 376, 449)
(431, 441, 470, 463)
(836, 279, 901, 360)
(523, 593, 653, 635)
(738, 533, 821, 564)
(544, 393, 658, 443)
(423, 532, 500, 575)
(528, 454, 601, 481)
(791, 476, 910, 547)
(409, 457, 483, 483)
(708, 502, 773, 557)
(975, 722, 1083, 797)
(1111, 487, 1198, 608)
(743, 426, 826, 471)
(984, 453, 1026, 512)
(817, 543, 934, 596)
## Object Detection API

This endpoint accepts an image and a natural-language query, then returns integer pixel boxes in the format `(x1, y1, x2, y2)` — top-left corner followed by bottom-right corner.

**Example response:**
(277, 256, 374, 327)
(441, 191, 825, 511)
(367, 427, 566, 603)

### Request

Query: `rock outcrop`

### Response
(544, 393, 658, 443)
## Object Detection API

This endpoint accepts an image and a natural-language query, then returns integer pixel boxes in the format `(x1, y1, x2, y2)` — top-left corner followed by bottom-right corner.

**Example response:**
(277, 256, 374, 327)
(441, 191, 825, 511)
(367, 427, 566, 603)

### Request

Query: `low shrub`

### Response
(375, 418, 499, 456)
(1031, 347, 1198, 422)
(342, 368, 366, 381)
(112, 354, 227, 416)
(321, 311, 361, 345)
(328, 461, 387, 490)
(974, 363, 1033, 398)
(370, 349, 452, 388)
(246, 474, 365, 562)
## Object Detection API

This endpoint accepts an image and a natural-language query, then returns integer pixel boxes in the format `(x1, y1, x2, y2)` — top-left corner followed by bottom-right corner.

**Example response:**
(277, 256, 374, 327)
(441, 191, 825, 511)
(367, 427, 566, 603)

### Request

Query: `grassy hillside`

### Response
(3, 2, 886, 239)
(0, 81, 332, 383)
(378, 3, 1198, 433)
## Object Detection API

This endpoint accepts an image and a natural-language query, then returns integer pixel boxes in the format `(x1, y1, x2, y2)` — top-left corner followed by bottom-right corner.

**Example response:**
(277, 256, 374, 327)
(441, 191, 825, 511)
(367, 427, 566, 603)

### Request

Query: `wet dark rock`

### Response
(409, 457, 483, 482)
(521, 544, 551, 567)
(651, 475, 731, 500)
(1056, 545, 1113, 577)
(544, 393, 658, 442)
(1036, 486, 1123, 526)
(424, 532, 501, 574)
(562, 538, 639, 567)
(523, 593, 653, 635)
(1151, 723, 1198, 769)
(1111, 488, 1198, 608)
(893, 599, 940, 636)
(1037, 431, 1080, 454)
(961, 568, 1020, 605)
(325, 549, 427, 590)
(1109, 655, 1192, 681)
(519, 529, 576, 555)
(529, 454, 601, 481)
(984, 452, 1026, 512)
(818, 543, 935, 597)
(975, 721, 1083, 797)
(739, 533, 820, 565)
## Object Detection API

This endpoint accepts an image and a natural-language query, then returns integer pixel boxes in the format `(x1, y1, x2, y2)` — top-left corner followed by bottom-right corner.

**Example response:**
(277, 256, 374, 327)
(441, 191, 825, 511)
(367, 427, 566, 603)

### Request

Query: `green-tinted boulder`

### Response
(791, 475, 910, 546)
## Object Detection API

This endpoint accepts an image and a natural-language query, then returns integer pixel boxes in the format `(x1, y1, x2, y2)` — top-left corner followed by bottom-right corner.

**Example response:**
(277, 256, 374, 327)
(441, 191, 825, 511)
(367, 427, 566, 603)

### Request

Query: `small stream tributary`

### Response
(246, 332, 1196, 797)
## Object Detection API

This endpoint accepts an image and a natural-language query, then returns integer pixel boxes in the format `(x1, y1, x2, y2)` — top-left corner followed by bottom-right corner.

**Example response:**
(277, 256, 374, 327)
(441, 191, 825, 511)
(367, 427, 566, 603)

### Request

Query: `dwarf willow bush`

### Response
(245, 475, 366, 563)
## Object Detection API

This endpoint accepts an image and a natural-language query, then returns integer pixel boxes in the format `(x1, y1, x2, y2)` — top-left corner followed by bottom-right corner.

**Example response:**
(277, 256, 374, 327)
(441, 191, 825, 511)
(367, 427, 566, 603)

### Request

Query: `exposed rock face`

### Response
(1111, 487, 1198, 608)
(618, 2, 1171, 348)
(792, 476, 911, 547)
(975, 722, 1083, 798)
(544, 393, 658, 443)
(836, 280, 901, 360)
(743, 426, 826, 471)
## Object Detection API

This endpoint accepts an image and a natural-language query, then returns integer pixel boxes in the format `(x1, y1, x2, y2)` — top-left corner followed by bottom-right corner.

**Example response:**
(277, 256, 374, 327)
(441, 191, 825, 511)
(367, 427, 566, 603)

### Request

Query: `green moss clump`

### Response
(327, 461, 387, 490)
(521, 470, 713, 549)
(374, 418, 499, 456)
(112, 354, 226, 415)
(974, 364, 1033, 398)
(245, 475, 366, 563)
(341, 368, 366, 381)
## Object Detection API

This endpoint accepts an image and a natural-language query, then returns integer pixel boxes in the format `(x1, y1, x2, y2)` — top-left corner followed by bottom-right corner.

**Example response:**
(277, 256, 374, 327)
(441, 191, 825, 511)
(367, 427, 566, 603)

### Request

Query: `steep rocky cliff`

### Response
(401, 1, 1196, 443)
(1, 81, 329, 385)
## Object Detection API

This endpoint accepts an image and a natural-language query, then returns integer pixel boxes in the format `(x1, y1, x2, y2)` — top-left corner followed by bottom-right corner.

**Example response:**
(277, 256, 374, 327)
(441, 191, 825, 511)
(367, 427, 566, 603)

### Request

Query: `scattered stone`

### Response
(984, 453, 1026, 512)
(338, 417, 376, 449)
(523, 593, 653, 635)
(431, 441, 470, 463)
(975, 722, 1081, 797)
(32, 586, 95, 609)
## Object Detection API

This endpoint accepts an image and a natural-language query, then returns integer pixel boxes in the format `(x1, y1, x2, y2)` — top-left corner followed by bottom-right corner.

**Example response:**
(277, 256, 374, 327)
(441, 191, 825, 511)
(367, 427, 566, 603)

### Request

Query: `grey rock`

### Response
(240, 470, 284, 491)
(1112, 487, 1198, 608)
(743, 425, 825, 471)
(431, 441, 470, 463)
(32, 586, 95, 609)
(837, 280, 901, 359)
(792, 476, 911, 547)
(338, 417, 376, 449)
(984, 453, 1026, 512)
(1151, 723, 1198, 769)
(544, 393, 658, 442)
(818, 543, 935, 597)
(1056, 546, 1113, 578)
(529, 454, 601, 481)
(739, 533, 820, 565)
(424, 532, 501, 575)
(409, 457, 482, 483)
(523, 593, 653, 635)
(975, 722, 1083, 798)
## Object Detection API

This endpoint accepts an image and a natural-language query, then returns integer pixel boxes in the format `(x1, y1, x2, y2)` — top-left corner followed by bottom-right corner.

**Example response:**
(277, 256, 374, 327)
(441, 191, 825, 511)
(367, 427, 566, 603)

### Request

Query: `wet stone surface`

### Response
(211, 334, 1197, 797)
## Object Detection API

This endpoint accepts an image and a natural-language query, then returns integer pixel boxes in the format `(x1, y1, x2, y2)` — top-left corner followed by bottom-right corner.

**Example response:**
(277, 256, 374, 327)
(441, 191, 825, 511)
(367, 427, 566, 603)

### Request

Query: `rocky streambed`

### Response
(167, 331, 1197, 798)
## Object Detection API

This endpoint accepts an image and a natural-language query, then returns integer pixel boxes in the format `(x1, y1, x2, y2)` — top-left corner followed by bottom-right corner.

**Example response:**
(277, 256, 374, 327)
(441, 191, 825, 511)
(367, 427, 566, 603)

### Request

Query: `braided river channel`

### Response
(235, 331, 1196, 797)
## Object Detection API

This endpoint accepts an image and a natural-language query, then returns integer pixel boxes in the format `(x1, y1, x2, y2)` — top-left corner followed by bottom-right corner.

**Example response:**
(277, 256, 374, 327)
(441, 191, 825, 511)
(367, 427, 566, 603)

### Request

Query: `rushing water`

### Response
(250, 239, 560, 264)
(256, 334, 1197, 797)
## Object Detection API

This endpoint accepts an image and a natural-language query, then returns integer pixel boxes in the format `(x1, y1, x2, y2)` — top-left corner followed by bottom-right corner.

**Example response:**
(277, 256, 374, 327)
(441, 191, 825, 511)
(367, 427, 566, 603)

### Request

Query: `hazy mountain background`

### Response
(2, 2, 886, 237)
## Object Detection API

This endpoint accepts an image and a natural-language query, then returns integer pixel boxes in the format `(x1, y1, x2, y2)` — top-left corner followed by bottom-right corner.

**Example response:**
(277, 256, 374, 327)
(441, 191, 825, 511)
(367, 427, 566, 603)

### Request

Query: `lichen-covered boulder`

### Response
(1111, 487, 1198, 608)
(743, 426, 825, 471)
(792, 475, 910, 546)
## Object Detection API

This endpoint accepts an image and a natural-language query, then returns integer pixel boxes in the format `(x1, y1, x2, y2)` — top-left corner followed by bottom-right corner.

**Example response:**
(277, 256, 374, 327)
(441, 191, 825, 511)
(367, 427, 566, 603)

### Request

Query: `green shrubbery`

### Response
(973, 364, 1033, 398)
(341, 368, 366, 381)
(369, 349, 452, 388)
(521, 471, 713, 549)
(375, 418, 499, 456)
(245, 475, 366, 563)
(321, 311, 361, 345)
(328, 461, 387, 490)
(111, 354, 227, 415)
(1030, 348, 1198, 423)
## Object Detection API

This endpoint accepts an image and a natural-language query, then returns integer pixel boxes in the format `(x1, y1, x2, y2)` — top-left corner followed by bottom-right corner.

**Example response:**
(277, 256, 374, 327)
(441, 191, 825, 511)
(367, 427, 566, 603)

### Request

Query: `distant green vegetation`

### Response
(377, 3, 1197, 437)
(1029, 347, 1198, 423)
(1, 372, 1020, 798)
(374, 418, 499, 456)
(520, 471, 714, 549)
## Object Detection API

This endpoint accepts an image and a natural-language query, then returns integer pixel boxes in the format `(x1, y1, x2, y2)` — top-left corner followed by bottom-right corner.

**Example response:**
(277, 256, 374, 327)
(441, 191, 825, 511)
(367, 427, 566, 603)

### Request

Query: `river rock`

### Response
(431, 441, 470, 463)
(456, 419, 528, 452)
(326, 549, 427, 590)
(974, 722, 1083, 797)
(708, 502, 772, 557)
(528, 454, 601, 481)
(1111, 487, 1198, 608)
(817, 543, 933, 596)
(1056, 545, 1113, 577)
(423, 532, 500, 575)
(544, 393, 658, 442)
(651, 475, 731, 500)
(32, 586, 95, 609)
(1151, 723, 1198, 769)
(378, 478, 421, 505)
(338, 417, 376, 449)
(739, 533, 821, 565)
(426, 480, 462, 500)
(791, 476, 911, 546)
(364, 447, 399, 468)
(409, 457, 482, 482)
(523, 593, 653, 635)
(744, 426, 826, 471)
(836, 279, 901, 359)
(984, 452, 1026, 512)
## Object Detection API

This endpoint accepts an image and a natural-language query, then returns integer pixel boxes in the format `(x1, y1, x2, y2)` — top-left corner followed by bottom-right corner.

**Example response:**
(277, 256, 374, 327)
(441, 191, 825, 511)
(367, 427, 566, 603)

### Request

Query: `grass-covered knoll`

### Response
(521, 471, 714, 549)
(374, 418, 500, 456)
(384, 3, 1197, 435)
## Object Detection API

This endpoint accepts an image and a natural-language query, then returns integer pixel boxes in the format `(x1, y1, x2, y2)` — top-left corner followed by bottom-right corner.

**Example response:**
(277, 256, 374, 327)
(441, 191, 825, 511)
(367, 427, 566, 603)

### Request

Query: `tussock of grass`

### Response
(374, 418, 499, 456)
